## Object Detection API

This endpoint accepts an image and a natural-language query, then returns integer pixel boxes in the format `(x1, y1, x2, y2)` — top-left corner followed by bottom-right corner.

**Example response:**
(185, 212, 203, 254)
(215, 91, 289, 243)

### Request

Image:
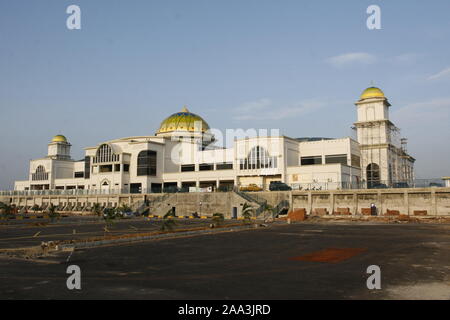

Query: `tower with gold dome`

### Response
(354, 86, 415, 187)
(48, 134, 72, 160)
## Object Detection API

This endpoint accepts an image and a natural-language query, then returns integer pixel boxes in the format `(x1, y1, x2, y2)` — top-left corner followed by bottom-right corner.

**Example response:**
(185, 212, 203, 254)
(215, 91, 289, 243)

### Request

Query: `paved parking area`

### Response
(0, 222, 449, 299)
(0, 216, 229, 249)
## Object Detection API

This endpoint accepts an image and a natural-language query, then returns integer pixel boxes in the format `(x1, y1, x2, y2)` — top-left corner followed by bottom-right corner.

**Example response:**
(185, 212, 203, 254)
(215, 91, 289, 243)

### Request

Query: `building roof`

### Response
(360, 87, 385, 100)
(156, 106, 210, 134)
(51, 135, 68, 143)
(295, 137, 333, 142)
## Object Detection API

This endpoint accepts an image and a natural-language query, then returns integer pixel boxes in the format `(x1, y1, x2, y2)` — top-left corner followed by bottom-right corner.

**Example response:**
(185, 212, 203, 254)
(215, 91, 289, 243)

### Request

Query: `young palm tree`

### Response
(241, 202, 254, 224)
(48, 204, 60, 223)
(212, 213, 225, 226)
(0, 202, 13, 218)
(160, 208, 176, 231)
(103, 208, 117, 226)
(119, 203, 132, 213)
(92, 203, 102, 218)
(31, 204, 40, 214)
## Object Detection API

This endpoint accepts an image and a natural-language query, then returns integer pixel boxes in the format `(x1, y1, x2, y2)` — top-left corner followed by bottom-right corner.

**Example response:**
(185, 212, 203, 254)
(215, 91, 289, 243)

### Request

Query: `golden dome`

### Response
(360, 87, 385, 100)
(156, 107, 210, 134)
(52, 135, 67, 143)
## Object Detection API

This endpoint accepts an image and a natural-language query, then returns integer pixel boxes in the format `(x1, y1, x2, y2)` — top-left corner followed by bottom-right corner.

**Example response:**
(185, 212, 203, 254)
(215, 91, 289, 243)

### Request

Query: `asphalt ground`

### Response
(0, 221, 449, 299)
(0, 216, 233, 249)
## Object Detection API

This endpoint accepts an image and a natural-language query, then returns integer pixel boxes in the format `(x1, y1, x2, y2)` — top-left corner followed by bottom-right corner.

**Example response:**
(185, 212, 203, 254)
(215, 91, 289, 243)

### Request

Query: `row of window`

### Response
(93, 144, 120, 164)
(31, 166, 49, 181)
(31, 172, 49, 181)
(98, 164, 130, 174)
(181, 163, 233, 172)
(82, 150, 156, 178)
(45, 150, 361, 183)
(240, 146, 278, 170)
(137, 150, 157, 176)
(239, 157, 278, 170)
(300, 154, 358, 166)
(55, 185, 85, 190)
(82, 146, 361, 181)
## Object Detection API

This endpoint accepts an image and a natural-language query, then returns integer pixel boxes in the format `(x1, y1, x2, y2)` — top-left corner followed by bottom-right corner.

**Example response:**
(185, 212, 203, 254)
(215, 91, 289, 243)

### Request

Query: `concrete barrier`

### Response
(6, 187, 450, 219)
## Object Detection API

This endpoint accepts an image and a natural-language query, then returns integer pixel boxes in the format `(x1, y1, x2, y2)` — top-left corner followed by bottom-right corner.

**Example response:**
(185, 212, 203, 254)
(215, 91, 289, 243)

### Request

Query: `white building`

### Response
(13, 87, 415, 193)
(354, 87, 415, 187)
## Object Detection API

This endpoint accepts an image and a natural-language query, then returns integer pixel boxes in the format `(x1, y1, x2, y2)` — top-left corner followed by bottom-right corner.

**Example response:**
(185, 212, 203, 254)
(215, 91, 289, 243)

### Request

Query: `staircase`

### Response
(233, 188, 267, 218)
(273, 200, 290, 216)
(131, 200, 147, 215)
(147, 193, 178, 217)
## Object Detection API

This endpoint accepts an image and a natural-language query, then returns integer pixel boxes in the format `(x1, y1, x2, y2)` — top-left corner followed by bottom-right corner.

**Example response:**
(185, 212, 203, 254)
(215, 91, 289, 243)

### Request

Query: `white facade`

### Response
(354, 87, 415, 187)
(13, 87, 415, 192)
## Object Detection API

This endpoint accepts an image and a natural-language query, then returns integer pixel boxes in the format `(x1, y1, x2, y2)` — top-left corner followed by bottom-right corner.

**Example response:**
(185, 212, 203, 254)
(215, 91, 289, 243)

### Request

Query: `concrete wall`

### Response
(6, 187, 450, 217)
(7, 192, 254, 219)
(147, 192, 250, 218)
(291, 188, 450, 216)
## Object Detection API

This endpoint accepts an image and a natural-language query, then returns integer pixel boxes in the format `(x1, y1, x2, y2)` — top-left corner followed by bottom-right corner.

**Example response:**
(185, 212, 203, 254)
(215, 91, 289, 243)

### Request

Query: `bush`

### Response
(103, 208, 118, 224)
(212, 213, 225, 226)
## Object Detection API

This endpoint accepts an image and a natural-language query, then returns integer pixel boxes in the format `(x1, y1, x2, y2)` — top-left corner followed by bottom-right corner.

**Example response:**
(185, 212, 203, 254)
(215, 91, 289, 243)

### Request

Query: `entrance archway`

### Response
(101, 180, 110, 194)
(367, 163, 380, 188)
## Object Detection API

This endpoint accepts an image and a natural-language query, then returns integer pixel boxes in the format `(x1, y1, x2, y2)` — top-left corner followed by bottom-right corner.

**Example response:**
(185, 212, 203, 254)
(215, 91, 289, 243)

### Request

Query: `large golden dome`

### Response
(360, 87, 385, 100)
(157, 107, 210, 134)
(51, 135, 68, 143)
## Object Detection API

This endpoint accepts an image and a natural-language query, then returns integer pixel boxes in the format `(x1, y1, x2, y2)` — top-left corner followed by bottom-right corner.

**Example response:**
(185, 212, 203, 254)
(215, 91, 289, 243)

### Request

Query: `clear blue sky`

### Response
(1, 0, 450, 188)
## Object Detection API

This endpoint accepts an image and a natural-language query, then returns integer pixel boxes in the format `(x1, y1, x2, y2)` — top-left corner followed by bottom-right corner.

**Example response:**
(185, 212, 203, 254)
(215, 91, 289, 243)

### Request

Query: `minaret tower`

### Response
(47, 135, 72, 160)
(354, 86, 398, 187)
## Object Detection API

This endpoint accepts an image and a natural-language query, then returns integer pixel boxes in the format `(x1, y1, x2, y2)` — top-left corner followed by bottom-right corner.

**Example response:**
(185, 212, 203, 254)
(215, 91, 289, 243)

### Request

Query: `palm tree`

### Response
(48, 204, 60, 223)
(31, 204, 40, 214)
(212, 213, 225, 226)
(118, 203, 132, 218)
(0, 202, 13, 218)
(103, 208, 117, 226)
(92, 203, 102, 218)
(160, 208, 176, 231)
(119, 203, 132, 213)
(241, 202, 254, 224)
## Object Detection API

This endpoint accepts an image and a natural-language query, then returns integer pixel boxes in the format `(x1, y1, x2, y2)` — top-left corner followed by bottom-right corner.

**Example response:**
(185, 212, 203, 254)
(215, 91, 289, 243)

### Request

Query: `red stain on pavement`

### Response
(290, 248, 367, 263)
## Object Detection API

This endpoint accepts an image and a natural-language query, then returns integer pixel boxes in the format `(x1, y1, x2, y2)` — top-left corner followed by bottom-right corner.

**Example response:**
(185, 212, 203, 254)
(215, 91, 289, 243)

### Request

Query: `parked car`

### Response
(240, 184, 263, 192)
(429, 182, 444, 187)
(368, 183, 388, 189)
(269, 181, 292, 191)
(393, 182, 409, 188)
(118, 210, 135, 218)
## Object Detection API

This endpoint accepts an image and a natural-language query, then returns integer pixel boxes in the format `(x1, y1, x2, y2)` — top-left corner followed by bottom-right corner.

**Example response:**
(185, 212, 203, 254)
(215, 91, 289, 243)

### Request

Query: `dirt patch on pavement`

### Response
(386, 282, 450, 300)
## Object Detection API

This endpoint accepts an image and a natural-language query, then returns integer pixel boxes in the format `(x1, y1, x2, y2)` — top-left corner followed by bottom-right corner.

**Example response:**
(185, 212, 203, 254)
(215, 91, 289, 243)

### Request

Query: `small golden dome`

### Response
(156, 107, 210, 134)
(52, 135, 67, 143)
(360, 87, 385, 100)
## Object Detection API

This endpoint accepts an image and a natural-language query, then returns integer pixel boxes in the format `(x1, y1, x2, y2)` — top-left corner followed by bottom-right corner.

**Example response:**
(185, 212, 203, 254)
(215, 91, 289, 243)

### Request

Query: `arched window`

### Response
(367, 163, 380, 187)
(137, 150, 157, 176)
(36, 165, 45, 173)
(240, 146, 277, 170)
(32, 165, 49, 181)
(94, 144, 119, 163)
